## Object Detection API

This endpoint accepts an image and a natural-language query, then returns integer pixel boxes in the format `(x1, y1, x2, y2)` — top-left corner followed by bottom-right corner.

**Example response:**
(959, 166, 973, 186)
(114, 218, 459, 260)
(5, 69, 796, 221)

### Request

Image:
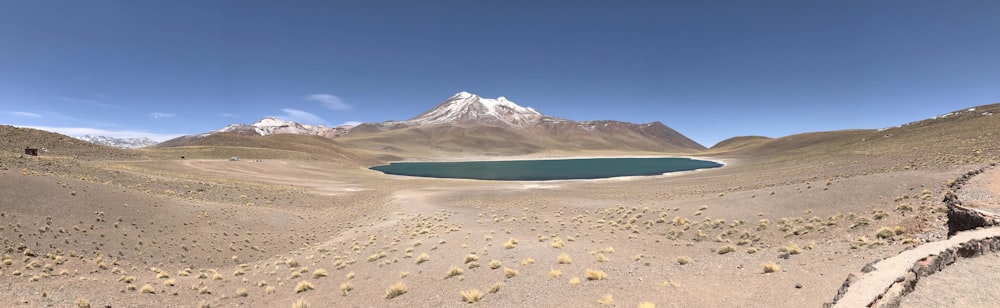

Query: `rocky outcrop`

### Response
(945, 163, 999, 236)
(826, 163, 999, 307)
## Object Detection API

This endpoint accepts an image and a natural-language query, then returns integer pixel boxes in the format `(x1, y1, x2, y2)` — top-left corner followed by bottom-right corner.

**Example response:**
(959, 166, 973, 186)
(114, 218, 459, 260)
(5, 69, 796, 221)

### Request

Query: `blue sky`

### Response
(2, 1, 999, 147)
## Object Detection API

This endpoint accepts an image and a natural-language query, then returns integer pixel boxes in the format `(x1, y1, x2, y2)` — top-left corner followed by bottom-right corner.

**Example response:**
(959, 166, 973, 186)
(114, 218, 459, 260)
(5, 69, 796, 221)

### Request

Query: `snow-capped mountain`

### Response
(405, 91, 547, 127)
(213, 117, 353, 137)
(158, 91, 706, 153)
(76, 135, 159, 149)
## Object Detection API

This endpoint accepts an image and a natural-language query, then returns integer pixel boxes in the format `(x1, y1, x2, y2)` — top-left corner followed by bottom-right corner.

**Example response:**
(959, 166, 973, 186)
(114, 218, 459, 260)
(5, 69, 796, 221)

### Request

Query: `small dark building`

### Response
(24, 148, 39, 156)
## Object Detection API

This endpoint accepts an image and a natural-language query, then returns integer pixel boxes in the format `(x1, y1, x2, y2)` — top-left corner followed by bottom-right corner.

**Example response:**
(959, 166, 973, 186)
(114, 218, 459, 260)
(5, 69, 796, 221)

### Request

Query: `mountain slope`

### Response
(340, 92, 705, 155)
(161, 92, 706, 156)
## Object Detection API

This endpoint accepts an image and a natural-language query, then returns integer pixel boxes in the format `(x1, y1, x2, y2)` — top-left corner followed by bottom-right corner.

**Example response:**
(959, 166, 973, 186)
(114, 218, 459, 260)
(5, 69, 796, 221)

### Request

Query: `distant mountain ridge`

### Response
(76, 135, 159, 149)
(159, 92, 706, 154)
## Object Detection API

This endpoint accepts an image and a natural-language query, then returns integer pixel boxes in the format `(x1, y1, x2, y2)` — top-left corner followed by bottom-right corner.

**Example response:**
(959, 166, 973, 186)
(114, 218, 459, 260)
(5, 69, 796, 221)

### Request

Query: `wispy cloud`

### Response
(306, 94, 352, 111)
(149, 112, 175, 119)
(58, 96, 115, 109)
(8, 111, 41, 118)
(273, 108, 327, 125)
(220, 113, 240, 118)
(20, 125, 185, 142)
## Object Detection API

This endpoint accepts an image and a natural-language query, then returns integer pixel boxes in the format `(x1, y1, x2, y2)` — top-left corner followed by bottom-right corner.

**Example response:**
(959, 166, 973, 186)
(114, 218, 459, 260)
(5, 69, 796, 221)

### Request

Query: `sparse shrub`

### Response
(780, 243, 802, 255)
(489, 282, 504, 293)
(677, 256, 693, 265)
(312, 269, 328, 279)
(489, 260, 502, 269)
(140, 284, 155, 294)
(876, 227, 894, 239)
(568, 273, 595, 287)
(762, 262, 780, 273)
(585, 269, 607, 281)
(551, 237, 565, 248)
(597, 294, 614, 305)
(292, 298, 309, 308)
(717, 245, 736, 255)
(503, 238, 518, 249)
(385, 282, 408, 299)
(522, 258, 535, 265)
(416, 253, 430, 264)
(557, 253, 573, 264)
(340, 282, 353, 296)
(464, 254, 478, 264)
(446, 266, 464, 279)
(549, 268, 562, 278)
(163, 279, 175, 286)
(235, 288, 248, 297)
(74, 298, 91, 308)
(294, 281, 314, 293)
(597, 253, 609, 262)
(503, 267, 518, 278)
(460, 289, 485, 303)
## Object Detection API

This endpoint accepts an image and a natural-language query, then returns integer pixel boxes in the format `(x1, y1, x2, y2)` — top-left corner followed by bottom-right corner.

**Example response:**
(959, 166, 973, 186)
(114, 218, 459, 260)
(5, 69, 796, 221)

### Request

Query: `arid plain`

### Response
(2, 104, 999, 307)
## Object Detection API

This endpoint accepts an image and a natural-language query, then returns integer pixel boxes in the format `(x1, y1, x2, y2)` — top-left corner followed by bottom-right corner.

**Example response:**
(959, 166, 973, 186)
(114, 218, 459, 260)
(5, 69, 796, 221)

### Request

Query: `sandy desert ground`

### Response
(1, 149, 984, 308)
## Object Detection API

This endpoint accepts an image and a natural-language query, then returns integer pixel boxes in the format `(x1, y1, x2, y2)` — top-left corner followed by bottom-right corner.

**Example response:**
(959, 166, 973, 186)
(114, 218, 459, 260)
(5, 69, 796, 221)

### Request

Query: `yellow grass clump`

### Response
(340, 282, 353, 296)
(489, 260, 502, 269)
(762, 262, 780, 273)
(446, 266, 464, 279)
(549, 268, 562, 278)
(312, 269, 328, 279)
(416, 253, 430, 264)
(504, 267, 518, 278)
(292, 298, 309, 308)
(460, 288, 485, 303)
(586, 269, 607, 281)
(557, 253, 573, 264)
(677, 256, 693, 265)
(639, 302, 656, 308)
(569, 277, 581, 285)
(385, 281, 408, 299)
(294, 281, 314, 293)
(139, 284, 155, 294)
(74, 298, 91, 308)
(597, 294, 614, 305)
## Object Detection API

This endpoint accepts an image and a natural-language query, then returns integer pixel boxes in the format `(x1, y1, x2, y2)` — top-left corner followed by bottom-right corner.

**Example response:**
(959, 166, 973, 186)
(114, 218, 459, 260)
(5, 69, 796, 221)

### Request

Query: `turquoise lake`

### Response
(370, 157, 723, 181)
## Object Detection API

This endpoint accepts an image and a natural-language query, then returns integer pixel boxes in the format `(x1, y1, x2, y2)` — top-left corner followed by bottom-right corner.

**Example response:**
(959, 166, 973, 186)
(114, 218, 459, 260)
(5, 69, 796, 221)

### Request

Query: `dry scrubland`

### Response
(0, 104, 998, 307)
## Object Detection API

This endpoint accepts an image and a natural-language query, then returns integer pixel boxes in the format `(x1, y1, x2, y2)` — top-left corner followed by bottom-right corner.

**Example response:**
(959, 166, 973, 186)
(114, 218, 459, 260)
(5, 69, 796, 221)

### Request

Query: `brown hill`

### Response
(151, 132, 379, 164)
(0, 125, 144, 160)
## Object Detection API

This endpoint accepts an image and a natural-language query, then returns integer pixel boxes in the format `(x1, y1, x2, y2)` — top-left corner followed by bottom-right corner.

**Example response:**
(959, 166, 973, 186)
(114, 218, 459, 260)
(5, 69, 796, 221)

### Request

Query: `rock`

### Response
(795, 283, 803, 289)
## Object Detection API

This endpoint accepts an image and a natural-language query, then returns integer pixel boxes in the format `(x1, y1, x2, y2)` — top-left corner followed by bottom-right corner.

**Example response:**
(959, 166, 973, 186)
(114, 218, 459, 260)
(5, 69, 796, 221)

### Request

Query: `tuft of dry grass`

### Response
(557, 253, 573, 264)
(416, 253, 430, 264)
(140, 284, 155, 294)
(763, 262, 780, 273)
(717, 245, 736, 255)
(677, 256, 693, 265)
(74, 298, 91, 308)
(503, 267, 518, 278)
(292, 298, 309, 308)
(549, 268, 562, 278)
(385, 281, 408, 299)
(460, 288, 485, 303)
(503, 238, 518, 249)
(585, 269, 607, 281)
(569, 277, 581, 285)
(446, 266, 464, 279)
(294, 281, 314, 293)
(639, 302, 656, 308)
(464, 254, 479, 264)
(489, 260, 502, 269)
(597, 253, 610, 262)
(522, 258, 535, 265)
(489, 282, 504, 293)
(312, 269, 328, 279)
(340, 282, 353, 296)
(597, 294, 614, 305)
(235, 288, 248, 297)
